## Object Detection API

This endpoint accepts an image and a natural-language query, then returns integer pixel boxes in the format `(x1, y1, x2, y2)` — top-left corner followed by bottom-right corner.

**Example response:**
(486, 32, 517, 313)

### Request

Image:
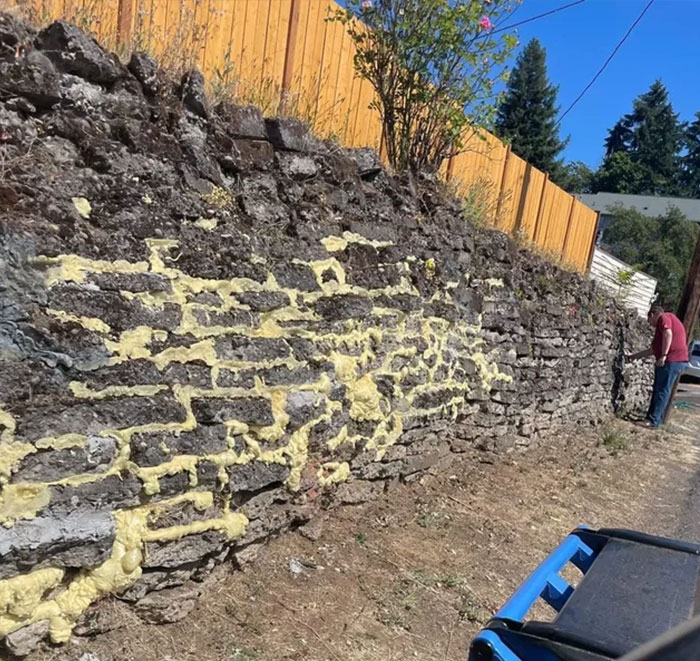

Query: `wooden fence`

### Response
(17, 0, 600, 272)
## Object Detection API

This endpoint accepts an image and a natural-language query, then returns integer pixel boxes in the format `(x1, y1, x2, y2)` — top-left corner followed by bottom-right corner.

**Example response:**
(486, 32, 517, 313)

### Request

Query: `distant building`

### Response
(578, 192, 700, 245)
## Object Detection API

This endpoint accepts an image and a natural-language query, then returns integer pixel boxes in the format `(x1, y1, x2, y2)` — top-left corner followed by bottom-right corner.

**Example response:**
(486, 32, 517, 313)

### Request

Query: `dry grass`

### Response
(0, 139, 36, 192)
(444, 176, 513, 230)
(2, 0, 350, 143)
(33, 412, 700, 661)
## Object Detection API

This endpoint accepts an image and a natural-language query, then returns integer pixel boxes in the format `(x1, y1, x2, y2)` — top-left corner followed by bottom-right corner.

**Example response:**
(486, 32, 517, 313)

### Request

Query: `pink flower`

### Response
(362, 0, 372, 9)
(480, 15, 492, 30)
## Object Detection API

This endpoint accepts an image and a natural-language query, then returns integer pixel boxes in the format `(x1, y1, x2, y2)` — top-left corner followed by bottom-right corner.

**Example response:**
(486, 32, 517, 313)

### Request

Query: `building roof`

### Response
(578, 192, 700, 222)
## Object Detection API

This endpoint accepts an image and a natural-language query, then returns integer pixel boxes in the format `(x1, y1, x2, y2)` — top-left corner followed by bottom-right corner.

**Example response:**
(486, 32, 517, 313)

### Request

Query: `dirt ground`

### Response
(37, 408, 700, 661)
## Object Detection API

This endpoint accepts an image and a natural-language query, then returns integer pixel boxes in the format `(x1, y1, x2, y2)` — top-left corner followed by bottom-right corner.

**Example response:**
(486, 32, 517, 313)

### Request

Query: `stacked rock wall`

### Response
(0, 15, 652, 652)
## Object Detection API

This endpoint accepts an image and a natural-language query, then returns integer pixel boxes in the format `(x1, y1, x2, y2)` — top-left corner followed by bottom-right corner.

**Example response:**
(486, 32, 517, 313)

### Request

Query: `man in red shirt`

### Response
(629, 304, 689, 427)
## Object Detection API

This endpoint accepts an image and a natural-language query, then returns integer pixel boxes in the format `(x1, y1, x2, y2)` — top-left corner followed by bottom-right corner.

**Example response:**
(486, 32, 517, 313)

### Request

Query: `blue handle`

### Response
(496, 530, 595, 621)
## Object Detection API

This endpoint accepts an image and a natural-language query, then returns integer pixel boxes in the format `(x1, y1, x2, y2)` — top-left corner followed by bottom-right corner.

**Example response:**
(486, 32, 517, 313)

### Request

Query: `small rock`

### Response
(4, 620, 49, 657)
(265, 117, 311, 152)
(288, 557, 305, 577)
(285, 391, 322, 430)
(128, 52, 158, 96)
(35, 21, 121, 84)
(234, 542, 265, 568)
(0, 52, 62, 109)
(221, 139, 274, 172)
(345, 147, 383, 180)
(134, 583, 202, 624)
(287, 557, 322, 578)
(335, 480, 384, 504)
(299, 517, 324, 542)
(5, 97, 36, 114)
(179, 69, 209, 118)
(315, 294, 373, 321)
(217, 103, 266, 139)
(73, 604, 117, 637)
(78, 653, 103, 661)
(276, 152, 318, 180)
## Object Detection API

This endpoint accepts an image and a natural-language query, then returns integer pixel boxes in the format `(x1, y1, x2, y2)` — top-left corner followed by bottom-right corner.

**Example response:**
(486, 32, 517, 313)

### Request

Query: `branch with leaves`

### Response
(331, 0, 519, 174)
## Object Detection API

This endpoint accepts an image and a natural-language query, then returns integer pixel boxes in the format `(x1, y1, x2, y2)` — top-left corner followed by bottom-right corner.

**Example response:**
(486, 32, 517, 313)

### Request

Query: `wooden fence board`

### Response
(20, 0, 598, 273)
(499, 152, 527, 233)
(519, 166, 545, 242)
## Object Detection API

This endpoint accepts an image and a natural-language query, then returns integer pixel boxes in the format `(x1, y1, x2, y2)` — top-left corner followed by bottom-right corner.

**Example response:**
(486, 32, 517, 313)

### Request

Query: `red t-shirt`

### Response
(652, 312, 689, 362)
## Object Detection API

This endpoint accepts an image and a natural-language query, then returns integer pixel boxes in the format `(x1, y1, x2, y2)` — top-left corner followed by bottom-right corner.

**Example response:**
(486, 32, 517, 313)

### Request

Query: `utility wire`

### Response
(558, 0, 656, 124)
(490, 0, 587, 36)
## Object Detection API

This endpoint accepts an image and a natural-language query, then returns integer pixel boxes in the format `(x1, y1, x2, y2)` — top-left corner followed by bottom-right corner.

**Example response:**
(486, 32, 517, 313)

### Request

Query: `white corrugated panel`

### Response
(589, 248, 657, 317)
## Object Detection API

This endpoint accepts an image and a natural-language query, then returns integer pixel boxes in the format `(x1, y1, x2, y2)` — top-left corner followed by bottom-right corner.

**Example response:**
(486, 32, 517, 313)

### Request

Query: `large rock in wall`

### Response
(0, 15, 652, 652)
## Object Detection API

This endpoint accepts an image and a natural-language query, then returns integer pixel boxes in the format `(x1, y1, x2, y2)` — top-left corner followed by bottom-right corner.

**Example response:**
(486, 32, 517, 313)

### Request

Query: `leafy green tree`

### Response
(495, 38, 568, 179)
(602, 205, 698, 310)
(680, 112, 700, 198)
(557, 160, 594, 194)
(593, 152, 646, 194)
(595, 80, 683, 194)
(332, 0, 518, 173)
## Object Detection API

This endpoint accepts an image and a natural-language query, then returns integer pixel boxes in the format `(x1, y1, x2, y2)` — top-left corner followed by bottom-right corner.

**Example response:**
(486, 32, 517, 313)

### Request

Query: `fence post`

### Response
(494, 144, 511, 227)
(532, 172, 549, 245)
(445, 154, 455, 182)
(560, 195, 576, 262)
(513, 162, 532, 234)
(280, 0, 301, 114)
(116, 0, 133, 47)
(584, 211, 600, 273)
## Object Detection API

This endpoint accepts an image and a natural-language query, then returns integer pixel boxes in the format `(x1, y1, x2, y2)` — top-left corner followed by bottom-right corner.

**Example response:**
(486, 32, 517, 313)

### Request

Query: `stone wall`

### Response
(0, 15, 652, 654)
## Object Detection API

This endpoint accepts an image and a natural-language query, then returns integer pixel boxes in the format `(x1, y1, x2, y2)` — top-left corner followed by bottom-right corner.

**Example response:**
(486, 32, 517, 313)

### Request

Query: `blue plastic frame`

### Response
(471, 528, 596, 661)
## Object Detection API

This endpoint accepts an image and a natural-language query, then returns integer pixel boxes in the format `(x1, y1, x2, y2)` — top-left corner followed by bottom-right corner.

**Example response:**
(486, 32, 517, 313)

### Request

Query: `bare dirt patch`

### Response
(38, 415, 700, 661)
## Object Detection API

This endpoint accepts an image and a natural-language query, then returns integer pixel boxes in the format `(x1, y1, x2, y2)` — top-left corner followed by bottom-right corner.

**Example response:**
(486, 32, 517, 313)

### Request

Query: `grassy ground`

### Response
(39, 413, 700, 661)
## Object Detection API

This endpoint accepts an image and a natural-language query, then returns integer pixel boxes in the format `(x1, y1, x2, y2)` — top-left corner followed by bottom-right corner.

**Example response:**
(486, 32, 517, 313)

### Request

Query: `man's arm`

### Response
(628, 348, 654, 361)
(657, 328, 673, 366)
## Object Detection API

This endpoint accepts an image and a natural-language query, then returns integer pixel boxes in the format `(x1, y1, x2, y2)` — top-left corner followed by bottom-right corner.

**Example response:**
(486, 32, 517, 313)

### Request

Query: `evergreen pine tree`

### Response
(495, 38, 568, 180)
(604, 119, 633, 157)
(595, 80, 683, 194)
(680, 112, 700, 198)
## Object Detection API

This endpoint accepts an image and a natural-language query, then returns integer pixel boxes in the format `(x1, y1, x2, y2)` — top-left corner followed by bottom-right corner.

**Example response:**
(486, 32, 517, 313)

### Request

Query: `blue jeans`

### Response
(647, 362, 687, 427)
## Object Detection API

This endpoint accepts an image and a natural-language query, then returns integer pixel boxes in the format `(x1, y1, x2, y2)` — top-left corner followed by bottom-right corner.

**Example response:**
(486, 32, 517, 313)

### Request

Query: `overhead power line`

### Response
(490, 0, 587, 36)
(558, 0, 656, 124)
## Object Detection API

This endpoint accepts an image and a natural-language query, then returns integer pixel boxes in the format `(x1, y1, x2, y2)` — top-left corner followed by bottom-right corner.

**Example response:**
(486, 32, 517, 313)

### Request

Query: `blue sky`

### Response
(511, 0, 700, 168)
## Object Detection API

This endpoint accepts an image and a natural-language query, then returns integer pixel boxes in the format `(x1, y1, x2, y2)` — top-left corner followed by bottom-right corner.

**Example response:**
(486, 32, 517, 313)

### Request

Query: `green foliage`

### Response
(557, 160, 595, 194)
(457, 587, 490, 623)
(601, 428, 628, 456)
(616, 268, 635, 286)
(331, 0, 519, 173)
(602, 205, 698, 310)
(416, 511, 439, 529)
(495, 38, 568, 180)
(594, 151, 646, 194)
(594, 81, 683, 195)
(449, 176, 511, 227)
(680, 112, 700, 198)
